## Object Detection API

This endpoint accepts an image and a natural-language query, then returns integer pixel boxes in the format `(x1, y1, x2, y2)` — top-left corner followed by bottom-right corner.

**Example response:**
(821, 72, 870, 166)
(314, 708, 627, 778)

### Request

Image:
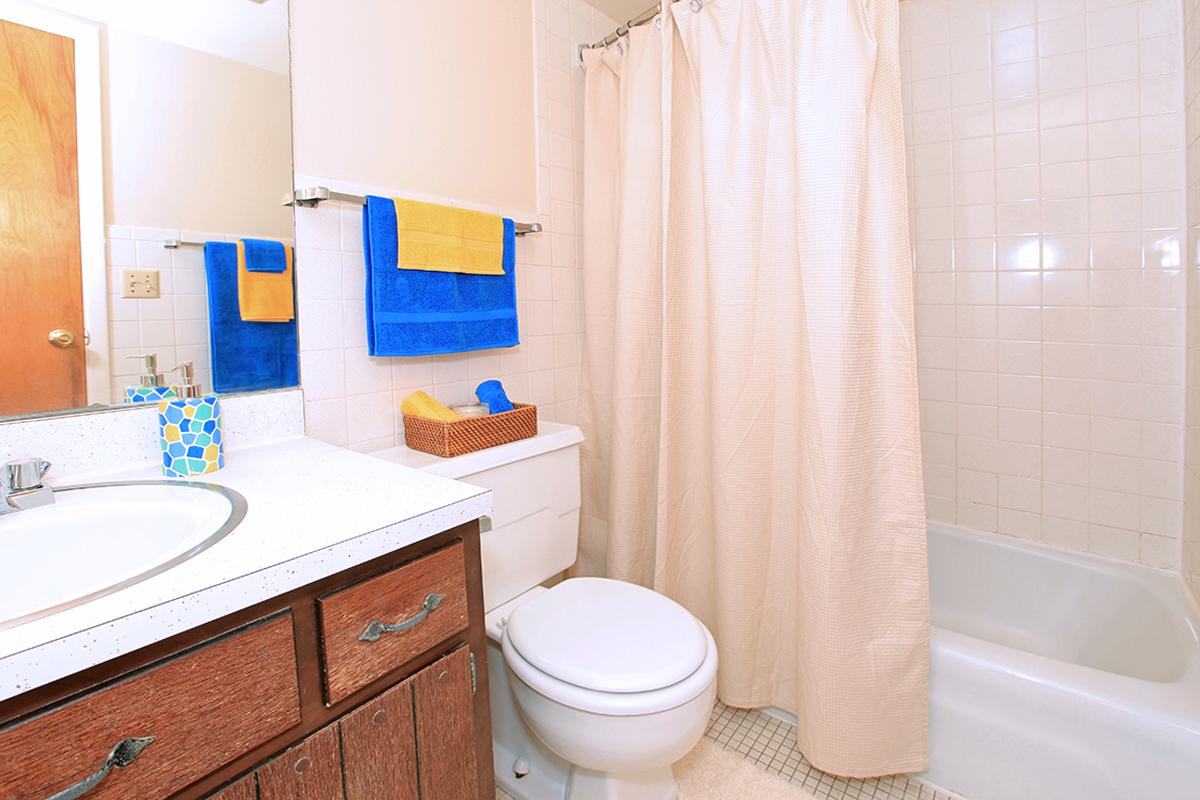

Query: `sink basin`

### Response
(0, 480, 247, 629)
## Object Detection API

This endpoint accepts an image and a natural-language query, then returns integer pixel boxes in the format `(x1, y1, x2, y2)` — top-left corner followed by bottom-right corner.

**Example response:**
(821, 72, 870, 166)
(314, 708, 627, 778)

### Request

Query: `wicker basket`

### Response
(403, 402, 538, 458)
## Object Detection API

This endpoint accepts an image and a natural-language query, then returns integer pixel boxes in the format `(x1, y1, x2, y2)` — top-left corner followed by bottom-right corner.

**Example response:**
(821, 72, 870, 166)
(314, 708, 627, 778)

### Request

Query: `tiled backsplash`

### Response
(901, 0, 1186, 569)
(293, 0, 617, 453)
(0, 389, 304, 481)
(105, 225, 293, 402)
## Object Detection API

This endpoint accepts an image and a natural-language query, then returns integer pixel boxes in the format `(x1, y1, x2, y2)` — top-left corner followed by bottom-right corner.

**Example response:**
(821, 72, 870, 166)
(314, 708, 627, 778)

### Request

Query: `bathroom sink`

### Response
(0, 480, 247, 630)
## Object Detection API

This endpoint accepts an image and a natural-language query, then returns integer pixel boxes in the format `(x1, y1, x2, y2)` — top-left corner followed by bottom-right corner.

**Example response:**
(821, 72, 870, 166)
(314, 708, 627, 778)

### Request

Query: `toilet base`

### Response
(566, 765, 678, 800)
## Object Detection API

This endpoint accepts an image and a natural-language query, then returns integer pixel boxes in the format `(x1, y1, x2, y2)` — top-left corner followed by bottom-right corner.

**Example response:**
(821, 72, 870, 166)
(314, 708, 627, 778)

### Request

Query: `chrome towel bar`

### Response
(282, 186, 543, 236)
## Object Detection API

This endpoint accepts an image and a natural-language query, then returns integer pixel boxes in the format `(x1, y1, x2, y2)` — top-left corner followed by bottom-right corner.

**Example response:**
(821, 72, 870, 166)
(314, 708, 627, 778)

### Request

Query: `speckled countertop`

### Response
(0, 436, 492, 702)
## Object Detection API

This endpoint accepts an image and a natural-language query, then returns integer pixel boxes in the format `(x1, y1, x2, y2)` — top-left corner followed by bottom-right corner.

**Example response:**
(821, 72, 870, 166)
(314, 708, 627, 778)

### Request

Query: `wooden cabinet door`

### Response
(339, 679, 419, 800)
(209, 773, 256, 800)
(256, 724, 343, 800)
(412, 648, 478, 800)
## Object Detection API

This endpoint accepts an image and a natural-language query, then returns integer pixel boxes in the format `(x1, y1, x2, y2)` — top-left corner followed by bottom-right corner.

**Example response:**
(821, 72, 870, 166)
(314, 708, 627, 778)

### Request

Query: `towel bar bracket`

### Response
(282, 186, 543, 236)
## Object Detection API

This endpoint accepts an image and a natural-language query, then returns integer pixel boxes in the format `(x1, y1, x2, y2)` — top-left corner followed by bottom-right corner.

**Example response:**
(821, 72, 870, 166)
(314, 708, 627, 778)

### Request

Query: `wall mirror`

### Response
(0, 0, 295, 420)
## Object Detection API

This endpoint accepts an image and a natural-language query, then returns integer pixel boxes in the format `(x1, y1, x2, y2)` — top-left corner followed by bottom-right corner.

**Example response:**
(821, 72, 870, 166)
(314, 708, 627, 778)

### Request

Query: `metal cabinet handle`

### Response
(45, 737, 154, 800)
(358, 593, 447, 643)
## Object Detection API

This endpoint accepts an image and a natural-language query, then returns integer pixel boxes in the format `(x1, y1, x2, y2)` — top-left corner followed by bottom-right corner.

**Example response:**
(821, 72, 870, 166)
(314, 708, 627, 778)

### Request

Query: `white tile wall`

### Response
(1183, 0, 1200, 599)
(105, 225, 293, 402)
(901, 0, 1187, 569)
(292, 0, 617, 453)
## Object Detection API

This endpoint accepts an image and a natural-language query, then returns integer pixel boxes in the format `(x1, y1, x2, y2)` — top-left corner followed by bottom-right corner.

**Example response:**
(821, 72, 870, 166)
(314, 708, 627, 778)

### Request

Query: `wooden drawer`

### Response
(318, 541, 468, 704)
(0, 614, 300, 800)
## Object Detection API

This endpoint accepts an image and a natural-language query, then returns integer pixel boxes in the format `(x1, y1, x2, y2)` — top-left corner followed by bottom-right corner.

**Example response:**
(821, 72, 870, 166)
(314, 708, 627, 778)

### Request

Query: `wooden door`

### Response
(412, 647, 479, 800)
(339, 679, 420, 800)
(0, 17, 85, 416)
(255, 724, 344, 800)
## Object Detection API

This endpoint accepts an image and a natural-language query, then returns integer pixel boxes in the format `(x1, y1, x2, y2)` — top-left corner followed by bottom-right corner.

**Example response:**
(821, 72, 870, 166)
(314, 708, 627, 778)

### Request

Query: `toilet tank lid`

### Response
(369, 422, 583, 480)
(505, 577, 709, 694)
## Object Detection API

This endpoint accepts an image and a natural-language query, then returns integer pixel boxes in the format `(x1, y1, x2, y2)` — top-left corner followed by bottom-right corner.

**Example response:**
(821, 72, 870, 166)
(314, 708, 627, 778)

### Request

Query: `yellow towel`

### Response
(237, 241, 294, 322)
(401, 391, 461, 421)
(392, 198, 504, 275)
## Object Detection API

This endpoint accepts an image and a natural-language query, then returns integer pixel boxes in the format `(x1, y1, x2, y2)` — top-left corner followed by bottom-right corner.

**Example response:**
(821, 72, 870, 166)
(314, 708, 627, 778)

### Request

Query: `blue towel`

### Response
(204, 242, 299, 393)
(240, 238, 288, 273)
(476, 380, 514, 414)
(363, 195, 519, 356)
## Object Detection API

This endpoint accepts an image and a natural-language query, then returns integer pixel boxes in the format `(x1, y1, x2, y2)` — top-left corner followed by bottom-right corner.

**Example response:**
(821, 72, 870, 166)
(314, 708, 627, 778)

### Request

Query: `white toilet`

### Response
(374, 423, 717, 800)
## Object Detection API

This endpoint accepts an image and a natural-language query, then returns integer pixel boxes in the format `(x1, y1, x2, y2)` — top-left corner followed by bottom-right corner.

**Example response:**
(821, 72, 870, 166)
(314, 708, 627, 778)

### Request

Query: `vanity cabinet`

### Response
(228, 647, 477, 800)
(0, 521, 493, 800)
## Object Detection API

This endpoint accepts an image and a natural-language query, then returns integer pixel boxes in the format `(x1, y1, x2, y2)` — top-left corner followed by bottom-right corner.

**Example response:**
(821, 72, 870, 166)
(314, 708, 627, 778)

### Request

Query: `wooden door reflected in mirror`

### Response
(0, 18, 85, 416)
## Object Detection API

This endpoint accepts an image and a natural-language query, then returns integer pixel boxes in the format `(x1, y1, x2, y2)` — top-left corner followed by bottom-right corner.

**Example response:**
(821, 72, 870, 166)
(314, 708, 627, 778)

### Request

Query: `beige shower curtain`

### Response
(578, 0, 928, 779)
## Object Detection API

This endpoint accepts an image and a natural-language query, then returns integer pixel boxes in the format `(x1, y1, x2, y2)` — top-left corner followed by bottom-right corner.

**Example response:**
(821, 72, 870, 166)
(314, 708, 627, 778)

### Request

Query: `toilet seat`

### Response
(502, 578, 718, 716)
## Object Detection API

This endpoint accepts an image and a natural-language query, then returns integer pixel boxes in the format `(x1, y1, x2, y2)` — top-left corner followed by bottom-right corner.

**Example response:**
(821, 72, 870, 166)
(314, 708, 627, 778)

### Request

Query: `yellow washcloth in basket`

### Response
(237, 241, 294, 322)
(401, 391, 461, 421)
(392, 198, 505, 275)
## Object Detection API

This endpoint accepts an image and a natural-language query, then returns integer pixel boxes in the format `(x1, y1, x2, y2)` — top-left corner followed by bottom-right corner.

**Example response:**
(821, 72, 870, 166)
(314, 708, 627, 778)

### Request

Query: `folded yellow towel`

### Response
(401, 391, 461, 421)
(392, 198, 505, 276)
(237, 241, 294, 322)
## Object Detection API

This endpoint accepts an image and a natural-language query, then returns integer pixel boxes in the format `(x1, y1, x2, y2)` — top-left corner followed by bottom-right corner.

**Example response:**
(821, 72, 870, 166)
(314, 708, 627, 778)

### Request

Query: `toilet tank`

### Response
(370, 423, 583, 612)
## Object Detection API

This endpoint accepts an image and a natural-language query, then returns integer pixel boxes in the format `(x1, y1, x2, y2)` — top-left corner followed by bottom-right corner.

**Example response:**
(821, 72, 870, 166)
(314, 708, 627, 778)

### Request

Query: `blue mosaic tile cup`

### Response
(157, 395, 224, 477)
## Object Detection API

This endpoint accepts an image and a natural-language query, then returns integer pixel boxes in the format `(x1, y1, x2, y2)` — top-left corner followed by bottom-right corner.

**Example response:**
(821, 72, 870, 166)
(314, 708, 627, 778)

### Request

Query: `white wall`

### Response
(1183, 0, 1200, 599)
(290, 0, 540, 216)
(24, 0, 289, 74)
(292, 0, 618, 452)
(901, 0, 1186, 569)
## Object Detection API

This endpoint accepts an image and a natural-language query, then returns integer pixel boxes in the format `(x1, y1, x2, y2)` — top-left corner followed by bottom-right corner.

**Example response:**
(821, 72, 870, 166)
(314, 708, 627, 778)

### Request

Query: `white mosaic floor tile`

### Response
(704, 701, 961, 800)
(495, 701, 965, 800)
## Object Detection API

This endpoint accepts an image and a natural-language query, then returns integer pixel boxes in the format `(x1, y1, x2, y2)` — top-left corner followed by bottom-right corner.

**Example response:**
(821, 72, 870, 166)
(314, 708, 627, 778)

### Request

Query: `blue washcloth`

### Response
(363, 195, 519, 356)
(476, 380, 515, 414)
(240, 238, 288, 273)
(204, 242, 299, 393)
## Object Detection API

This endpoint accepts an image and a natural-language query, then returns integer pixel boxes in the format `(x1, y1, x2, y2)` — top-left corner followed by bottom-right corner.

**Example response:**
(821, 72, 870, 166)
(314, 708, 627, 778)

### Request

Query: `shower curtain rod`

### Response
(577, 1, 662, 60)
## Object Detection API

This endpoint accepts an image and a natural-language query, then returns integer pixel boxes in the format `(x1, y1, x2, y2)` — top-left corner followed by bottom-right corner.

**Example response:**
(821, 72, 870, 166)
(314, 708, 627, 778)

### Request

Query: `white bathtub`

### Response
(922, 523, 1200, 800)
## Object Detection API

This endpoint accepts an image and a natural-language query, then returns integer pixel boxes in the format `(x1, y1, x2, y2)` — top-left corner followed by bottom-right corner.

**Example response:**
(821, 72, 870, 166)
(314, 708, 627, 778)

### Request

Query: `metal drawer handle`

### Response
(358, 593, 447, 643)
(46, 737, 155, 800)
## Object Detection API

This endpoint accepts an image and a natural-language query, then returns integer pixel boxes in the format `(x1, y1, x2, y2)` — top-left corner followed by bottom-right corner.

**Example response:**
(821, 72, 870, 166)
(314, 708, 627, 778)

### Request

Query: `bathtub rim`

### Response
(928, 520, 1199, 636)
(927, 521, 1200, 724)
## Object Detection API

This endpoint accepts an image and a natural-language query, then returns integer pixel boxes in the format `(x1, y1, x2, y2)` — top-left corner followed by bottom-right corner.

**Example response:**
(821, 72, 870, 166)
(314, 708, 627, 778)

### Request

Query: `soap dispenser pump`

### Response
(124, 353, 178, 404)
(157, 362, 224, 478)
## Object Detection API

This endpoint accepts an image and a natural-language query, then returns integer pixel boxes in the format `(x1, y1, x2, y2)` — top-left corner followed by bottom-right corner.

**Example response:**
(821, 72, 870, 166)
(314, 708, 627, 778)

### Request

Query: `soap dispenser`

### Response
(157, 362, 224, 478)
(124, 353, 178, 404)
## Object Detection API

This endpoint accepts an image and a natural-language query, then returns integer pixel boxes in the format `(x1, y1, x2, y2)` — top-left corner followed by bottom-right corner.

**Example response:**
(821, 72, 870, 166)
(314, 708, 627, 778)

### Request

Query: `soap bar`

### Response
(158, 395, 224, 477)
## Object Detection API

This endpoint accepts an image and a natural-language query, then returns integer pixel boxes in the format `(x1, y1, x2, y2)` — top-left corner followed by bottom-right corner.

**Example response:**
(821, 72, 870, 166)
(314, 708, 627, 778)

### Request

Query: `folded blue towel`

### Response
(363, 195, 519, 356)
(204, 242, 299, 393)
(241, 238, 288, 273)
(476, 380, 514, 414)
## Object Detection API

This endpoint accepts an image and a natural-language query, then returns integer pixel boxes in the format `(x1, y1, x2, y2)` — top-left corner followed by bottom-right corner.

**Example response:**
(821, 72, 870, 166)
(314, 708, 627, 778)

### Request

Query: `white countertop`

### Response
(0, 436, 492, 702)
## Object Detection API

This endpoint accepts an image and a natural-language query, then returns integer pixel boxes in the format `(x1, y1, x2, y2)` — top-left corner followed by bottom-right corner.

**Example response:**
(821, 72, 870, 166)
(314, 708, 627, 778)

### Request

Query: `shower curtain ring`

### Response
(690, 0, 703, 11)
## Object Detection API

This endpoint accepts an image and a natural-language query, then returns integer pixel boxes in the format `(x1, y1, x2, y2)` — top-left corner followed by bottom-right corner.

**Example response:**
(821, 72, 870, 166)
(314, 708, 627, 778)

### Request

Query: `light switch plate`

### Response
(122, 269, 160, 298)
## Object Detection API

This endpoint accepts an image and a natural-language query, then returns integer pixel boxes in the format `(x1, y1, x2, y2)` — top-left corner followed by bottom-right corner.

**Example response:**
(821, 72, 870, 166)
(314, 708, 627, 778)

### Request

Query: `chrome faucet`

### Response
(1, 457, 54, 513)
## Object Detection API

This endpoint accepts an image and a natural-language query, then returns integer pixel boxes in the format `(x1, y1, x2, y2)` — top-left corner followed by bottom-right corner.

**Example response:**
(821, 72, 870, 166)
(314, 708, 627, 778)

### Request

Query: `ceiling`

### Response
(587, 0, 652, 23)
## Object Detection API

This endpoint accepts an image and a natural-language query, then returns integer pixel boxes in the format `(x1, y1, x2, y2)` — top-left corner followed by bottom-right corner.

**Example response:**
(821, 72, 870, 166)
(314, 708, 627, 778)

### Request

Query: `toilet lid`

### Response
(504, 577, 709, 694)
